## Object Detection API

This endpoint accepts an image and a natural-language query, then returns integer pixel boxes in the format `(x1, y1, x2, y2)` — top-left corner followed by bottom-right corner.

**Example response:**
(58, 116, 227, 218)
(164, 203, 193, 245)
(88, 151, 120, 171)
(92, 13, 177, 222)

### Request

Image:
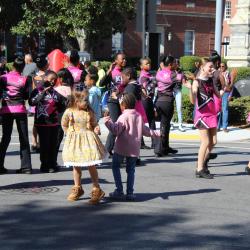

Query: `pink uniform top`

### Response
(156, 68, 176, 94)
(67, 66, 83, 83)
(111, 66, 126, 93)
(0, 71, 29, 114)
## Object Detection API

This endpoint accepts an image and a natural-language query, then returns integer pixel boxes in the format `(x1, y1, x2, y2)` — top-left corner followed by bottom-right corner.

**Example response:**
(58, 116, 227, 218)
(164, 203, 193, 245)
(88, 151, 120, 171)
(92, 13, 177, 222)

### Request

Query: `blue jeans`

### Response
(219, 92, 230, 129)
(112, 153, 137, 195)
(174, 89, 183, 125)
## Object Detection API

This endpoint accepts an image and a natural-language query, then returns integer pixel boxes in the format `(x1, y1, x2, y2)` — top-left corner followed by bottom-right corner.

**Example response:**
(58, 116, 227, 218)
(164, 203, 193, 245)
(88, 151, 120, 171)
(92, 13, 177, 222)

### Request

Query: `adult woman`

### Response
(154, 56, 178, 157)
(0, 57, 32, 174)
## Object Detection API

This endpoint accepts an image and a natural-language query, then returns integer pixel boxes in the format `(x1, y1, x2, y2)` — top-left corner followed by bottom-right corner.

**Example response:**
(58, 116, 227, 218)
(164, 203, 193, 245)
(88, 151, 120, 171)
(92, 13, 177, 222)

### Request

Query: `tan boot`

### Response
(89, 187, 105, 205)
(67, 186, 84, 201)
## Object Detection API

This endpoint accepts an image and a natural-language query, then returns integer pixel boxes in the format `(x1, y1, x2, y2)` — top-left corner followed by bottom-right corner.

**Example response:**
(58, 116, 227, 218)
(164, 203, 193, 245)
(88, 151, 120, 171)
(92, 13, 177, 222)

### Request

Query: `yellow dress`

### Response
(61, 108, 107, 167)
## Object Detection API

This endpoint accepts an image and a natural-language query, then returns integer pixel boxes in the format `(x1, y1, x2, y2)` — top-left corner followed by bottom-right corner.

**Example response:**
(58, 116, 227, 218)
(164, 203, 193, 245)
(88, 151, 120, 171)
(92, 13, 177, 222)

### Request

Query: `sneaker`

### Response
(126, 193, 136, 201)
(209, 153, 217, 160)
(245, 166, 250, 175)
(16, 168, 32, 174)
(109, 189, 125, 200)
(0, 167, 8, 175)
(223, 128, 229, 133)
(166, 147, 178, 154)
(67, 186, 84, 201)
(195, 169, 214, 179)
(178, 125, 186, 132)
(89, 187, 105, 204)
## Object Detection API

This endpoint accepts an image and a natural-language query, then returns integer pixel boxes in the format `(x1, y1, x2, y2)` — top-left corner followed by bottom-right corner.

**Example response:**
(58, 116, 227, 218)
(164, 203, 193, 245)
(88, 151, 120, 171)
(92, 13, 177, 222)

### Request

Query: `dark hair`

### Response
(114, 52, 125, 60)
(57, 68, 74, 87)
(121, 93, 136, 109)
(45, 70, 57, 79)
(122, 67, 137, 80)
(209, 50, 221, 65)
(84, 60, 91, 68)
(88, 65, 98, 75)
(70, 50, 80, 66)
(35, 55, 48, 70)
(140, 56, 151, 65)
(162, 55, 175, 66)
(13, 56, 25, 73)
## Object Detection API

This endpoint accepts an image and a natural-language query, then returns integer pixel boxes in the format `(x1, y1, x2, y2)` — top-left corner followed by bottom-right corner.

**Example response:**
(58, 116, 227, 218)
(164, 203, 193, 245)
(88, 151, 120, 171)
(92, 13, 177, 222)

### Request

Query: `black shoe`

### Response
(0, 167, 8, 175)
(209, 153, 217, 160)
(141, 145, 151, 150)
(16, 168, 32, 174)
(155, 153, 166, 158)
(245, 166, 250, 175)
(195, 169, 214, 179)
(40, 168, 49, 173)
(136, 158, 141, 166)
(166, 147, 178, 154)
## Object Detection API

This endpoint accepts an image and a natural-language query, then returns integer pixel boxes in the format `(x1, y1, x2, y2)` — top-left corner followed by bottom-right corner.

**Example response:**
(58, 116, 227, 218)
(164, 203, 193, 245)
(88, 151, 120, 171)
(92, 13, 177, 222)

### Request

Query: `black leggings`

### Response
(154, 100, 174, 154)
(0, 113, 32, 169)
(37, 126, 59, 170)
(105, 98, 121, 153)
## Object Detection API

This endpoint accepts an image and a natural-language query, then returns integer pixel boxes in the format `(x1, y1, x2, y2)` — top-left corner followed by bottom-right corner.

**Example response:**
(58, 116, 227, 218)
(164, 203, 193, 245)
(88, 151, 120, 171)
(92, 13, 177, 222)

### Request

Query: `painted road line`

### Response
(170, 133, 200, 140)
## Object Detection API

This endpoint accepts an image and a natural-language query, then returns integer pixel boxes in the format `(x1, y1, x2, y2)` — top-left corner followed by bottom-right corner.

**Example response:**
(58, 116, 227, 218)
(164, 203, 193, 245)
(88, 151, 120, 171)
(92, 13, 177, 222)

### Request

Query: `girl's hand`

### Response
(103, 110, 110, 117)
(111, 91, 117, 99)
(183, 80, 192, 89)
(94, 125, 101, 135)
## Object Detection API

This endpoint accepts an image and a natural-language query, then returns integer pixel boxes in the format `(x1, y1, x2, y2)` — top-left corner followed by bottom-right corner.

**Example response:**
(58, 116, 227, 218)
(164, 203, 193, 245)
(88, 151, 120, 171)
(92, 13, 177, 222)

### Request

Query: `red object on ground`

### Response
(47, 49, 69, 73)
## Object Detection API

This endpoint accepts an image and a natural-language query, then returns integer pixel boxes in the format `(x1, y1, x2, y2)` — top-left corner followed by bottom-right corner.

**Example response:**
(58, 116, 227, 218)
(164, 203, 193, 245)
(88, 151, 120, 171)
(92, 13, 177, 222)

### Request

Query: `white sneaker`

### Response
(178, 125, 186, 132)
(170, 124, 174, 130)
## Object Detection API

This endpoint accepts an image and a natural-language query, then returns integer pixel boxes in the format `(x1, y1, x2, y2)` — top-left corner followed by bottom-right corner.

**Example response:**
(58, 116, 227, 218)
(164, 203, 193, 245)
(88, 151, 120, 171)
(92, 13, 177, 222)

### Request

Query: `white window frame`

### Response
(112, 32, 123, 54)
(223, 36, 230, 57)
(184, 30, 195, 55)
(224, 1, 231, 20)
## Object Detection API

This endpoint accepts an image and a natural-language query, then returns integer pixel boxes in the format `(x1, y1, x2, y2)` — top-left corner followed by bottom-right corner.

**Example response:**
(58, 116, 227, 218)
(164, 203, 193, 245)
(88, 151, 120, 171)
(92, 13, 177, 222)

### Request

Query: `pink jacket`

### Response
(104, 109, 160, 157)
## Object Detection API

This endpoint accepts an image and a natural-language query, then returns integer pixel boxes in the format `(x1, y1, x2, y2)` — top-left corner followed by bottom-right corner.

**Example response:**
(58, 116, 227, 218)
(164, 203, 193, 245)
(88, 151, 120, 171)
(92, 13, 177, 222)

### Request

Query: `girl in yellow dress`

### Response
(61, 90, 107, 204)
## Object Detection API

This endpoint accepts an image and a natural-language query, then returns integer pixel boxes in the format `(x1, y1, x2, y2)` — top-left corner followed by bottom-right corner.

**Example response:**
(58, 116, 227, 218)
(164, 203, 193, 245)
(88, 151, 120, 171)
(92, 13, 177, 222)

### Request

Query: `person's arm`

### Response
(61, 109, 70, 133)
(189, 80, 198, 105)
(142, 125, 161, 137)
(23, 76, 33, 100)
(28, 88, 48, 106)
(104, 115, 126, 136)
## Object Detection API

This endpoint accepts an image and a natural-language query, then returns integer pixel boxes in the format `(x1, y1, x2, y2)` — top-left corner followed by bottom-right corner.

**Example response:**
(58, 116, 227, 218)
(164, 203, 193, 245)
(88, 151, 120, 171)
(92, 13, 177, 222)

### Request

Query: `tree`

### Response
(12, 0, 136, 52)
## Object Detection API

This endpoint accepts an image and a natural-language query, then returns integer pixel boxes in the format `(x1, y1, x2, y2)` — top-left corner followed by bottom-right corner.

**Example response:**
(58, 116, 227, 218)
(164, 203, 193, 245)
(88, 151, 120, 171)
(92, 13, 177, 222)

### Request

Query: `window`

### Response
(157, 0, 161, 5)
(184, 30, 195, 55)
(186, 2, 195, 8)
(112, 32, 123, 54)
(223, 37, 230, 57)
(225, 1, 231, 20)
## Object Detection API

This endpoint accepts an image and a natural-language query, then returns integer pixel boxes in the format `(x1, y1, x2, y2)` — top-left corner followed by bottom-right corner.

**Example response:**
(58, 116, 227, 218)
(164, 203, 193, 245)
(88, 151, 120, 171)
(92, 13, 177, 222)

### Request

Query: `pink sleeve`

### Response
(104, 116, 126, 136)
(142, 125, 161, 137)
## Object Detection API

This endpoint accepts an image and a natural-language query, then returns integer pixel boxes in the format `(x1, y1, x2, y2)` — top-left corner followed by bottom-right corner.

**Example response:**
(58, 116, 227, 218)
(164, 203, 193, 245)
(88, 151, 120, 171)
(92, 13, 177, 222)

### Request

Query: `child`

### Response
(61, 90, 106, 204)
(29, 70, 65, 173)
(188, 58, 224, 179)
(139, 57, 156, 149)
(104, 93, 160, 201)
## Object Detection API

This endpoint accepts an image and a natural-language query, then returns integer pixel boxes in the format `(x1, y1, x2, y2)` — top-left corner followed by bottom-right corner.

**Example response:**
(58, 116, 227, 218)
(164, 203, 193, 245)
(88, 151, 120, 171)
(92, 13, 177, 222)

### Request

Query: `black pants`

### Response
(105, 98, 121, 153)
(154, 100, 174, 154)
(37, 126, 59, 170)
(142, 98, 156, 147)
(0, 113, 32, 169)
(56, 125, 64, 164)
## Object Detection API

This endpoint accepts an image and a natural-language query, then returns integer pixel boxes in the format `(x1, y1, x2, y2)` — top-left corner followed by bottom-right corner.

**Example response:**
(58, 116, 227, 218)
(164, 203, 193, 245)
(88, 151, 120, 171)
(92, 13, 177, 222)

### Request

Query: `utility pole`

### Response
(215, 0, 224, 54)
(142, 0, 146, 57)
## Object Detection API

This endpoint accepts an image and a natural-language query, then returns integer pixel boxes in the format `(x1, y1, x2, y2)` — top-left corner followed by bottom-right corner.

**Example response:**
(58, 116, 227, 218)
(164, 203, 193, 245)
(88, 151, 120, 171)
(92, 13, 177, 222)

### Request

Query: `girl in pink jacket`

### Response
(104, 93, 160, 201)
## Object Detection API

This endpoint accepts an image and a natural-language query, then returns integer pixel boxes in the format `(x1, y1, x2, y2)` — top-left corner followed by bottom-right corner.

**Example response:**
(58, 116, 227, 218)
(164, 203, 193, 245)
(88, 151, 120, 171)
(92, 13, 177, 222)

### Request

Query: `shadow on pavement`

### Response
(0, 200, 249, 250)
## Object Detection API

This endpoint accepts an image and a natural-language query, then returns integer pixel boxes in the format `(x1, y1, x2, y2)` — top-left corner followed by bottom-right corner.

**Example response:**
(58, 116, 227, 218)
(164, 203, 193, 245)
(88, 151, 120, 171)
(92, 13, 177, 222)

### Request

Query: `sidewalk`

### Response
(26, 117, 250, 143)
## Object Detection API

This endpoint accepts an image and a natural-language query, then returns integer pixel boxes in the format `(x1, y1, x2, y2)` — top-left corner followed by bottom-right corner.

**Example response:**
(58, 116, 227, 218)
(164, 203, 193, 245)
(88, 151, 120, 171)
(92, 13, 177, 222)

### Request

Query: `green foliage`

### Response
(180, 56, 201, 72)
(12, 0, 136, 50)
(173, 94, 194, 124)
(229, 96, 250, 125)
(6, 62, 13, 71)
(232, 67, 250, 82)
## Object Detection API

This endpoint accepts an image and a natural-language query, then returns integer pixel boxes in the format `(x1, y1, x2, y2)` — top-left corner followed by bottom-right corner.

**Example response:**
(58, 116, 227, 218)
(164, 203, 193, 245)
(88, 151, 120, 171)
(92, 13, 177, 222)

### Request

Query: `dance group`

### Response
(0, 49, 249, 204)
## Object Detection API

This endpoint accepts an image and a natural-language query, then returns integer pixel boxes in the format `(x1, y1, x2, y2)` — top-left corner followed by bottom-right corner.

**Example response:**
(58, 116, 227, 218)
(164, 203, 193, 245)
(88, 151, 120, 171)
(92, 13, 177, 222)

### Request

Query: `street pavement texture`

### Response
(0, 118, 250, 250)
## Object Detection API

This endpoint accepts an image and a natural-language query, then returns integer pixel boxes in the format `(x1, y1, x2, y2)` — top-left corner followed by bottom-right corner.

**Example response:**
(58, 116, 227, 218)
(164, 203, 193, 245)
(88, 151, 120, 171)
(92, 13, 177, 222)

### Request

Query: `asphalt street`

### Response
(0, 124, 250, 250)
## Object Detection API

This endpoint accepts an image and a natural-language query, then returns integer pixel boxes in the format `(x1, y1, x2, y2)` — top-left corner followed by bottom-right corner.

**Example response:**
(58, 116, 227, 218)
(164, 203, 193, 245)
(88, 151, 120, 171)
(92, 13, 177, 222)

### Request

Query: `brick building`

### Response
(95, 0, 217, 68)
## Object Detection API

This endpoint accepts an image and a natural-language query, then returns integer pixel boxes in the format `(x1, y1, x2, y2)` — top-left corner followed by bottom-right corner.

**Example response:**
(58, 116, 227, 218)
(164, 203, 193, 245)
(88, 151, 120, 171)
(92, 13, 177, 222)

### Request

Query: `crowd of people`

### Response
(0, 49, 249, 204)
